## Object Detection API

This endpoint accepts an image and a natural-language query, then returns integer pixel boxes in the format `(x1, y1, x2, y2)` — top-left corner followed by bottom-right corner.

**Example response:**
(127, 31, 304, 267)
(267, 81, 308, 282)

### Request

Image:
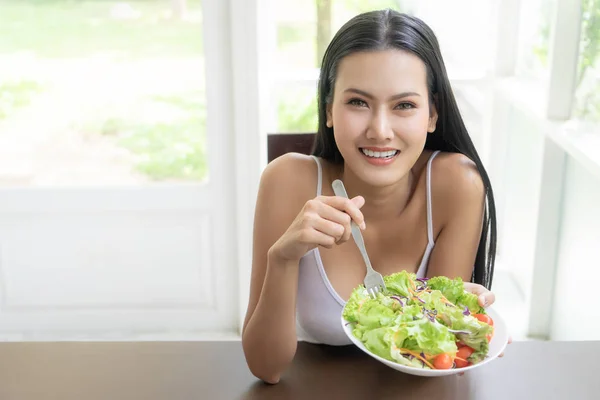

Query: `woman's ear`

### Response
(428, 99, 438, 133)
(326, 103, 333, 128)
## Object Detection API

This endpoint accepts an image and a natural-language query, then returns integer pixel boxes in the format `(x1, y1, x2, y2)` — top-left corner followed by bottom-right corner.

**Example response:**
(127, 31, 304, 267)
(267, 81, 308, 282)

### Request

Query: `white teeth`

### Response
(361, 148, 398, 158)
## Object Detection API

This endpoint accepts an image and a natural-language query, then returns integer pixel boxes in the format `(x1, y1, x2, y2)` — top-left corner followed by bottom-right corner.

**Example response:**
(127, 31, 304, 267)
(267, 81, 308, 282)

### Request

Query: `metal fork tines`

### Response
(331, 179, 387, 298)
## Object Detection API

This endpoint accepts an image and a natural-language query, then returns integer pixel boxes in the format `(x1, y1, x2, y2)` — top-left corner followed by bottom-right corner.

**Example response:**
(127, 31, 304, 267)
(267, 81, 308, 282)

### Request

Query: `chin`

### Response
(347, 160, 409, 187)
(360, 171, 406, 187)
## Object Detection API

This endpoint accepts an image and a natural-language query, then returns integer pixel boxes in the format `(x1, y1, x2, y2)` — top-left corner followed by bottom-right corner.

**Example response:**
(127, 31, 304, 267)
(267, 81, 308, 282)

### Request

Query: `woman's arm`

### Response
(242, 155, 307, 384)
(418, 154, 511, 362)
(242, 154, 364, 384)
(425, 153, 486, 282)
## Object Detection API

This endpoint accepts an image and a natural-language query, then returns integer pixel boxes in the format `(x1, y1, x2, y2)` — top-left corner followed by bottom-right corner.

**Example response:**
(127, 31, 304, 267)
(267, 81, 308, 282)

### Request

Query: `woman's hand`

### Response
(269, 195, 366, 264)
(463, 282, 512, 359)
(463, 282, 496, 308)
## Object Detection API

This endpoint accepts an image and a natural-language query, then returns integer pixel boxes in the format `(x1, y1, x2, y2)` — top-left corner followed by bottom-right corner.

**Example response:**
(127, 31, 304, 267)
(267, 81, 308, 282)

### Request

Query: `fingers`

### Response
(296, 225, 337, 249)
(498, 336, 513, 358)
(351, 195, 365, 208)
(479, 291, 495, 308)
(301, 197, 363, 246)
(463, 282, 496, 307)
(463, 282, 484, 295)
(307, 212, 348, 243)
(319, 195, 366, 230)
(301, 196, 365, 245)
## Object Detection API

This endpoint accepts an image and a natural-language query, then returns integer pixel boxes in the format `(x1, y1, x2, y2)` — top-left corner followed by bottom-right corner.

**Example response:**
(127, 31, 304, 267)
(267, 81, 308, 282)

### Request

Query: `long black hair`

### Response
(312, 9, 496, 289)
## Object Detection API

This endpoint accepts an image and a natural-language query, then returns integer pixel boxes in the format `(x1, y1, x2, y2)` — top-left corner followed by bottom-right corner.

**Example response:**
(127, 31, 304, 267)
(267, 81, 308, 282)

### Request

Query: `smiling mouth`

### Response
(360, 148, 399, 159)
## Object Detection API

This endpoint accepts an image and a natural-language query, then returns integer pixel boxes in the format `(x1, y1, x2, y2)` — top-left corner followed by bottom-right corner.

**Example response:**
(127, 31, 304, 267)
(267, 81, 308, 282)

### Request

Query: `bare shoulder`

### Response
(259, 152, 319, 195)
(257, 152, 320, 217)
(432, 152, 485, 192)
(429, 152, 486, 217)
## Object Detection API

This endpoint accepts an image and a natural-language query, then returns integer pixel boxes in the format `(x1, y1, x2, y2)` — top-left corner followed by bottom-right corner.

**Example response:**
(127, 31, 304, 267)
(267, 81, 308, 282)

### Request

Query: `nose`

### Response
(366, 109, 394, 141)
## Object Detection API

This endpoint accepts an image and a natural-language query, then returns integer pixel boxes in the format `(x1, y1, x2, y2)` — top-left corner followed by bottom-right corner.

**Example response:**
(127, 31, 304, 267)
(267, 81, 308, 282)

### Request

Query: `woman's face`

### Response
(327, 49, 437, 187)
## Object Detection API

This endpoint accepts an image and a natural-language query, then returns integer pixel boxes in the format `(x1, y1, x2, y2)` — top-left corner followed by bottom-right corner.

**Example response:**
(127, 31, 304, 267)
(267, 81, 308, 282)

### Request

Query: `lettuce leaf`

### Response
(428, 275, 485, 314)
(344, 270, 492, 370)
(383, 271, 415, 297)
(427, 276, 464, 304)
(404, 319, 458, 355)
(441, 304, 493, 354)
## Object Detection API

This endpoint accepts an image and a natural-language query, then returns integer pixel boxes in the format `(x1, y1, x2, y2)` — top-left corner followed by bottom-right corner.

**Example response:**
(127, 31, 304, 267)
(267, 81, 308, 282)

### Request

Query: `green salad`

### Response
(342, 271, 495, 370)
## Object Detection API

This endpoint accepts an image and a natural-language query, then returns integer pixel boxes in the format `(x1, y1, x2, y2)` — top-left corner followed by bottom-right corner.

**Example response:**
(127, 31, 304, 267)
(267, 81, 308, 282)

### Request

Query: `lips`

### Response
(360, 148, 399, 158)
(359, 147, 400, 166)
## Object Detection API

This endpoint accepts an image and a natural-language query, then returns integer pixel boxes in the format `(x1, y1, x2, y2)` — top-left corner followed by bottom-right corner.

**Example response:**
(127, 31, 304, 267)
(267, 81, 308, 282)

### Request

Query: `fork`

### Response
(331, 179, 387, 298)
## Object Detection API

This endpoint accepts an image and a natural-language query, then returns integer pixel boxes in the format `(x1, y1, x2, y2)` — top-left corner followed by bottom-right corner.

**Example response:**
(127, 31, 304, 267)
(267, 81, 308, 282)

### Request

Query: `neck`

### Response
(339, 166, 416, 223)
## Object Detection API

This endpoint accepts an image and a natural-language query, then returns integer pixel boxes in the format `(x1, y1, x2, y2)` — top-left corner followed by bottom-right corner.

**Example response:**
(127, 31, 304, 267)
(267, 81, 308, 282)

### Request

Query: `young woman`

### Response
(243, 9, 500, 384)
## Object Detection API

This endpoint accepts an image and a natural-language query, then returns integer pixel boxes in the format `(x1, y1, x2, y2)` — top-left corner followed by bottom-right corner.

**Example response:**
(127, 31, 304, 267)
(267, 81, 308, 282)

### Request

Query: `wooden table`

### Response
(0, 340, 596, 399)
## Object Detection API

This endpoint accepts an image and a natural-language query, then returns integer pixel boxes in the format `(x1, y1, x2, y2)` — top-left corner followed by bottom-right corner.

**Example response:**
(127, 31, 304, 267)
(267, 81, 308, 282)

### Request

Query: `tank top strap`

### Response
(425, 151, 441, 244)
(311, 155, 323, 196)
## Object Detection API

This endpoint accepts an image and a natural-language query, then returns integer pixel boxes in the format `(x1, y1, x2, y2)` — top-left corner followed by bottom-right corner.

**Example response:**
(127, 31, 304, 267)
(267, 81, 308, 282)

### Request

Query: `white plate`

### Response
(341, 307, 509, 377)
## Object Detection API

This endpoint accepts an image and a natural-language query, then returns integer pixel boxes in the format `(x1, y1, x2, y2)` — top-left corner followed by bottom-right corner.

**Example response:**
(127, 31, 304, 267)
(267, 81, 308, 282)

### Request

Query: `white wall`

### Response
(550, 158, 600, 340)
(0, 187, 238, 339)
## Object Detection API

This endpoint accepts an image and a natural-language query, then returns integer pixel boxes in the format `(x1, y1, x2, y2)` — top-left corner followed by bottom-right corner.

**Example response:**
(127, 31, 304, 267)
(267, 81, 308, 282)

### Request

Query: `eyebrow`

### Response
(343, 88, 421, 100)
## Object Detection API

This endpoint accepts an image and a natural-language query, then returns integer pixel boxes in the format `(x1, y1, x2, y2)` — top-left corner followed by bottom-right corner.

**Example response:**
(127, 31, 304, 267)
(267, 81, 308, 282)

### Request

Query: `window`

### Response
(515, 0, 557, 81)
(271, 0, 496, 133)
(0, 0, 206, 187)
(573, 0, 600, 124)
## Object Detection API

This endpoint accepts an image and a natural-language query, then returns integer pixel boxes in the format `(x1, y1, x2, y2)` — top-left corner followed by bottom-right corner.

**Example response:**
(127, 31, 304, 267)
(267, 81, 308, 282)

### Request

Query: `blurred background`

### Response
(0, 0, 597, 342)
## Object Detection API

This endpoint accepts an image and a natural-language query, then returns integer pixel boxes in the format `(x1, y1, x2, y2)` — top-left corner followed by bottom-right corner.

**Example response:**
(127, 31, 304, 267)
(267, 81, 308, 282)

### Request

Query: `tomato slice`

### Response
(457, 346, 474, 359)
(454, 357, 469, 368)
(433, 353, 453, 369)
(473, 313, 494, 326)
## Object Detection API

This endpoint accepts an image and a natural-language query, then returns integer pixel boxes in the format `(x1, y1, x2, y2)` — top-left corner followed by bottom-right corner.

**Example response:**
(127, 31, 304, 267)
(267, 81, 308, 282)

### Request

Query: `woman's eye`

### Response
(395, 102, 415, 110)
(348, 98, 368, 107)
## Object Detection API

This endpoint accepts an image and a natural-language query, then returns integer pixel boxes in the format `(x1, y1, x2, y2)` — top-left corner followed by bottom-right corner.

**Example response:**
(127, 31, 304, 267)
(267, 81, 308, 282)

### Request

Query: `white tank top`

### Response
(296, 151, 440, 345)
